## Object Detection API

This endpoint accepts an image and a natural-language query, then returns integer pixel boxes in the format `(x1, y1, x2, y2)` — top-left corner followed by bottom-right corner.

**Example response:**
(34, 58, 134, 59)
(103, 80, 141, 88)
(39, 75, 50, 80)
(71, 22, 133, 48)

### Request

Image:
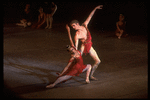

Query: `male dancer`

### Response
(69, 5, 103, 80)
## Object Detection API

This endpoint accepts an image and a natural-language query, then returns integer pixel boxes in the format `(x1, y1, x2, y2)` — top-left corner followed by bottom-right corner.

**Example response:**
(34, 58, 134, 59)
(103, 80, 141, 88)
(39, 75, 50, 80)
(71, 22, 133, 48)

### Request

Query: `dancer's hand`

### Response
(66, 24, 70, 32)
(56, 72, 62, 77)
(95, 5, 103, 9)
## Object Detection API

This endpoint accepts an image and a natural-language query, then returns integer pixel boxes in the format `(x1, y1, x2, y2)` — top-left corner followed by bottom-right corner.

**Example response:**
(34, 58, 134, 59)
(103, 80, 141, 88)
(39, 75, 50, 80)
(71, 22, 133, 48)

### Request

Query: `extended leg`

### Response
(45, 14, 49, 29)
(49, 16, 53, 29)
(89, 47, 101, 80)
(16, 20, 27, 28)
(82, 64, 92, 83)
(46, 75, 72, 88)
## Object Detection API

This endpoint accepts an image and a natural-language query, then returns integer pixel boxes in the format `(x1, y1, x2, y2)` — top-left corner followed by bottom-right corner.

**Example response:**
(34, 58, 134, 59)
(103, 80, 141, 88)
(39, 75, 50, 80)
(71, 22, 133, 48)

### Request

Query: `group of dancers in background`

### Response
(16, 2, 127, 39)
(16, 2, 57, 29)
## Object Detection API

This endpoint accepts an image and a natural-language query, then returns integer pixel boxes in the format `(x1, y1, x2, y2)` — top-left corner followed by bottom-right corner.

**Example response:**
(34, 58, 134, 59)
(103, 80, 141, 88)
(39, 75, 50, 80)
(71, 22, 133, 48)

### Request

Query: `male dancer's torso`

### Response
(75, 24, 92, 54)
(76, 26, 87, 43)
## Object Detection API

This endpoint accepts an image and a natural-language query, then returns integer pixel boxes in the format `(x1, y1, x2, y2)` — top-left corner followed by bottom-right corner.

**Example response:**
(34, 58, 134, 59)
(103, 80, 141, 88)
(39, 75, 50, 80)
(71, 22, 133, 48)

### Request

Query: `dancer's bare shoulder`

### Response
(75, 27, 87, 40)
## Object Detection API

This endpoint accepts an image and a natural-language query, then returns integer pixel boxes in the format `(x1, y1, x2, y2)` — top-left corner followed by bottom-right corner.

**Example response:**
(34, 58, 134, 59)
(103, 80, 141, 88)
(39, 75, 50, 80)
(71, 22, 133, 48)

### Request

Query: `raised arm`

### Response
(83, 5, 103, 27)
(51, 3, 57, 16)
(66, 24, 75, 47)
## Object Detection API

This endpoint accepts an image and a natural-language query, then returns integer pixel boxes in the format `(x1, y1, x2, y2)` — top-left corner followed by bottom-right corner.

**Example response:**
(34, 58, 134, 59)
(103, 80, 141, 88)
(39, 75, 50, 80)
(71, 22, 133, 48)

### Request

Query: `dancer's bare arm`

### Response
(66, 24, 75, 47)
(83, 5, 103, 27)
(59, 57, 74, 76)
(116, 22, 123, 33)
(116, 22, 121, 32)
(51, 4, 57, 16)
(37, 13, 46, 28)
(74, 32, 79, 50)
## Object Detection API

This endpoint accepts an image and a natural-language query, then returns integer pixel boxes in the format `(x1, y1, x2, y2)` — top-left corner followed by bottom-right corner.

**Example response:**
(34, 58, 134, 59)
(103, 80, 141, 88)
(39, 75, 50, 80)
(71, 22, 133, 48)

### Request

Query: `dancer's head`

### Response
(39, 7, 43, 13)
(25, 4, 30, 9)
(66, 45, 76, 54)
(70, 20, 80, 30)
(119, 14, 124, 21)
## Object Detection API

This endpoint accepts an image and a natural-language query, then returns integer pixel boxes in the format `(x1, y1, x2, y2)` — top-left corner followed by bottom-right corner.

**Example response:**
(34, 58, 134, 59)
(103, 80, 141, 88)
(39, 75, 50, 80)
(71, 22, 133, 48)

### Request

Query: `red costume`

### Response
(83, 31, 92, 55)
(62, 51, 86, 76)
(82, 24, 93, 55)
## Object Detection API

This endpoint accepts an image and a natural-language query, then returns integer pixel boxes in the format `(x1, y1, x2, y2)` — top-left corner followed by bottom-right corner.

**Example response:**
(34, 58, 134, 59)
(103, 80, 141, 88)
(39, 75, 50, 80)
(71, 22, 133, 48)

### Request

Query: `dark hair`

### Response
(70, 20, 80, 25)
(66, 45, 76, 52)
(66, 45, 71, 52)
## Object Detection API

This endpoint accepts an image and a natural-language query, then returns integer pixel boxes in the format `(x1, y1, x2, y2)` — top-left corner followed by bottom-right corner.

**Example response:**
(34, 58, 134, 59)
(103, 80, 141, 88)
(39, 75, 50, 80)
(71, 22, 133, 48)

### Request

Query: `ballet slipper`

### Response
(46, 84, 55, 89)
(86, 79, 90, 84)
(45, 26, 49, 29)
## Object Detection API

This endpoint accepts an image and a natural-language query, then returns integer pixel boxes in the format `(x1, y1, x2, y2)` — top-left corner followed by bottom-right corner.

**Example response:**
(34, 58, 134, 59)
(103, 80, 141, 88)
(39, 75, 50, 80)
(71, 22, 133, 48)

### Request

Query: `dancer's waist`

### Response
(83, 40, 92, 44)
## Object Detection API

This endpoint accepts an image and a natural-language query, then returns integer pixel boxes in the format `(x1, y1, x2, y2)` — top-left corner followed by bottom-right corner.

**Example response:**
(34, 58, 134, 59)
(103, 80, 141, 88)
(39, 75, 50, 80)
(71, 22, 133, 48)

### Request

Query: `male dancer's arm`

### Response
(66, 24, 75, 47)
(83, 5, 103, 27)
(74, 33, 79, 50)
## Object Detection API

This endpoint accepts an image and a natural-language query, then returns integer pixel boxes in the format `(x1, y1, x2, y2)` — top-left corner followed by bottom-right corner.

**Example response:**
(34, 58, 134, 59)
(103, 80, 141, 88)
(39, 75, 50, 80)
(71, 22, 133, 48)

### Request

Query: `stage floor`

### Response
(3, 23, 148, 99)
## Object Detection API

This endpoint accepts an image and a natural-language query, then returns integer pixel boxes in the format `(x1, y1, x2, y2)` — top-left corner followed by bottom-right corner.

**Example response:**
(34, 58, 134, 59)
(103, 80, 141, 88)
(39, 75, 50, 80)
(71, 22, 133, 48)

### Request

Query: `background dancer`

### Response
(46, 24, 92, 89)
(16, 4, 32, 28)
(69, 5, 103, 80)
(115, 14, 128, 39)
(44, 2, 57, 29)
(31, 7, 46, 29)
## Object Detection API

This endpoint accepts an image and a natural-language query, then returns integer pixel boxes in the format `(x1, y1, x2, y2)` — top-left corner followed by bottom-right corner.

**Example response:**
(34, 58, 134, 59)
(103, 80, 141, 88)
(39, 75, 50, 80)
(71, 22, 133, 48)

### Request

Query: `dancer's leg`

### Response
(45, 14, 49, 29)
(49, 16, 53, 29)
(118, 31, 123, 39)
(82, 64, 92, 83)
(89, 47, 101, 80)
(16, 20, 27, 27)
(46, 75, 72, 88)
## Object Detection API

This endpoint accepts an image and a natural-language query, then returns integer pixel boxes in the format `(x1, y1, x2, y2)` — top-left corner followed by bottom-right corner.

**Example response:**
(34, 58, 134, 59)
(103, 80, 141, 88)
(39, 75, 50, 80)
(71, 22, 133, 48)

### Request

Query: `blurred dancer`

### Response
(46, 25, 92, 89)
(115, 14, 127, 39)
(16, 4, 32, 28)
(44, 2, 57, 29)
(31, 7, 46, 29)
(69, 5, 103, 80)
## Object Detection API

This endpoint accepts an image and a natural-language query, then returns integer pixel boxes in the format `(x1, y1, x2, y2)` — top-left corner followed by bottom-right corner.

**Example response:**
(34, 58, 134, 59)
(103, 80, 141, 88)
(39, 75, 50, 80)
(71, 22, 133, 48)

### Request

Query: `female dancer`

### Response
(115, 14, 127, 39)
(16, 4, 32, 28)
(46, 24, 92, 88)
(44, 2, 57, 29)
(31, 7, 46, 29)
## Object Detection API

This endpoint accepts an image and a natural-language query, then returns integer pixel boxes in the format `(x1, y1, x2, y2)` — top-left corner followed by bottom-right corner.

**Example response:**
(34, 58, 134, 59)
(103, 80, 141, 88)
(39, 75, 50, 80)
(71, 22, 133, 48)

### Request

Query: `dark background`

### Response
(3, 1, 148, 35)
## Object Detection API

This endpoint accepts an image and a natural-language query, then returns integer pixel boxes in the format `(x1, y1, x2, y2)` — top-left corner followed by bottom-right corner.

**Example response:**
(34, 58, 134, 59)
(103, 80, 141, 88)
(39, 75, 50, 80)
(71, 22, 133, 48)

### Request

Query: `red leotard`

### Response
(62, 51, 87, 76)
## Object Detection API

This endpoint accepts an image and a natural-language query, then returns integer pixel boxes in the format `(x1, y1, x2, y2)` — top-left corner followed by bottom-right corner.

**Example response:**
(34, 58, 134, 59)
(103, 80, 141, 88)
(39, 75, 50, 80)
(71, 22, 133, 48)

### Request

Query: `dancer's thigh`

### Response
(82, 64, 91, 72)
(89, 47, 100, 62)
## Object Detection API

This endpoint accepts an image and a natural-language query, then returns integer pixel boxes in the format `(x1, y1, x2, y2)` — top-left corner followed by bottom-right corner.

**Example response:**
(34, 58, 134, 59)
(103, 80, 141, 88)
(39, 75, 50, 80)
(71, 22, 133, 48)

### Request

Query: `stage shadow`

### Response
(4, 57, 88, 97)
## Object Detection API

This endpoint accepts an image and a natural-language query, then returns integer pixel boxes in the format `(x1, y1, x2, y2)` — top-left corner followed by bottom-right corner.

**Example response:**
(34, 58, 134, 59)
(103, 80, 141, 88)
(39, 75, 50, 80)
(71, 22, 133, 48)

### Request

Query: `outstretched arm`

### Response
(66, 24, 75, 47)
(59, 57, 74, 76)
(83, 5, 103, 27)
(51, 4, 57, 16)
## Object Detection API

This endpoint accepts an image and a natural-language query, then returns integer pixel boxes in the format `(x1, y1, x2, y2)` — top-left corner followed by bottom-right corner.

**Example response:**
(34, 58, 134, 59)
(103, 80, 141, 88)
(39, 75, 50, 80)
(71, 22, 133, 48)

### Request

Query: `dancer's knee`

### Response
(87, 64, 92, 70)
(96, 59, 101, 66)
